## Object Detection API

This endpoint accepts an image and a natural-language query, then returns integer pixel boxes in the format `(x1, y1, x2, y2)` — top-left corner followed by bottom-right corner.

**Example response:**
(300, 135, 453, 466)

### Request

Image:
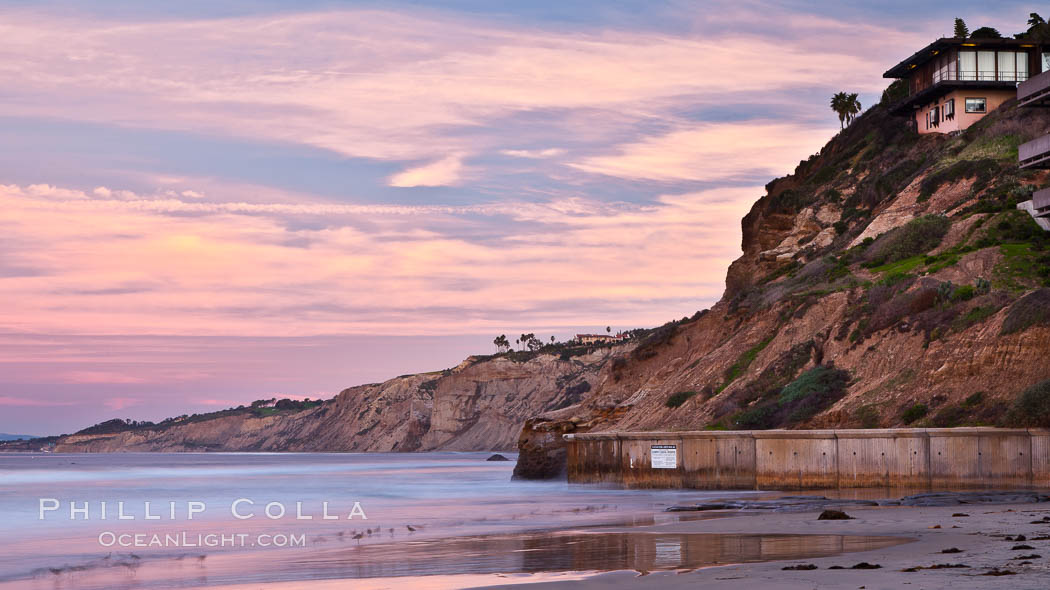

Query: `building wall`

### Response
(565, 428, 1050, 490)
(915, 89, 1016, 134)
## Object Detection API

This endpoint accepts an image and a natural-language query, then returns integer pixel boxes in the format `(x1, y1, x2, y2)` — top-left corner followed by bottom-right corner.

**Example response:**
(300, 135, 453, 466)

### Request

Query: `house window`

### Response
(944, 98, 955, 120)
(959, 51, 977, 80)
(977, 51, 995, 80)
(999, 51, 1017, 81)
(1018, 52, 1030, 81)
(1043, 52, 1050, 73)
(931, 105, 939, 127)
(965, 97, 987, 113)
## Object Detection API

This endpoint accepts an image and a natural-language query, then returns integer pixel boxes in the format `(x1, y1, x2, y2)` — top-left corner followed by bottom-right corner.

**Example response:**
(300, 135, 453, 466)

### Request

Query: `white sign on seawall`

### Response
(650, 444, 677, 469)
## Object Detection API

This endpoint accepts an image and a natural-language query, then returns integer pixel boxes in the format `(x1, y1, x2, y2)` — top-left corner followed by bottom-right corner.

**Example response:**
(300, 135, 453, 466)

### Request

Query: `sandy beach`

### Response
(120, 495, 1050, 590)
(484, 500, 1050, 590)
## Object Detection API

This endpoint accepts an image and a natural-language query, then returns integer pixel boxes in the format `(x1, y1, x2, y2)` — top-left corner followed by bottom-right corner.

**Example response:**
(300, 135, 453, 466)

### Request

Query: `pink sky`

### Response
(0, 1, 1032, 434)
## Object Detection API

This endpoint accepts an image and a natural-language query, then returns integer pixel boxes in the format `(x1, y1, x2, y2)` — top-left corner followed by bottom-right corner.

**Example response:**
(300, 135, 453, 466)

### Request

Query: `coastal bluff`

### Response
(48, 351, 617, 453)
(515, 97, 1050, 479)
(565, 428, 1050, 490)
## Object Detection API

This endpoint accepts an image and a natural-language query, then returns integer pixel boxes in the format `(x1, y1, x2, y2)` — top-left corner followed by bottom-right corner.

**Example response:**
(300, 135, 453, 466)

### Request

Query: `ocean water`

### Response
(0, 452, 902, 589)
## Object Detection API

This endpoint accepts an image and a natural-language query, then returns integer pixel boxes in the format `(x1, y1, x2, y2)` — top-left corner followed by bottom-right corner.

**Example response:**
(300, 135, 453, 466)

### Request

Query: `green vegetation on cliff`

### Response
(731, 365, 851, 429)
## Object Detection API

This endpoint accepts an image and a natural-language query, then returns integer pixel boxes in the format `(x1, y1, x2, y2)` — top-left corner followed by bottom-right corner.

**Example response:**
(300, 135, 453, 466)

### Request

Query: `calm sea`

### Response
(0, 452, 901, 589)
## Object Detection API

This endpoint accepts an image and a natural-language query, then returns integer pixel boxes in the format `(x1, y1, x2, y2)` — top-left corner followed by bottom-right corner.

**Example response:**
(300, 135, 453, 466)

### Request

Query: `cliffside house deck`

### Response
(1016, 53, 1050, 230)
(885, 38, 1043, 134)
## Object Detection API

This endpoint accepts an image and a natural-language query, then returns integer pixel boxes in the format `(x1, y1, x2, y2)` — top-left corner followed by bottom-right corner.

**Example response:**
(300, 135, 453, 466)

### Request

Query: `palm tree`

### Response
(830, 92, 862, 129)
(830, 92, 848, 129)
(844, 93, 862, 126)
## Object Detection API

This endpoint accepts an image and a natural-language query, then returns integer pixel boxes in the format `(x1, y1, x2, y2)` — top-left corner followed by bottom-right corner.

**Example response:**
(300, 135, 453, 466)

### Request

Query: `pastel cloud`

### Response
(104, 397, 141, 411)
(0, 396, 75, 407)
(500, 148, 566, 159)
(570, 121, 834, 183)
(388, 154, 465, 187)
(0, 182, 756, 336)
(0, 5, 922, 175)
(59, 371, 148, 385)
(0, 2, 957, 433)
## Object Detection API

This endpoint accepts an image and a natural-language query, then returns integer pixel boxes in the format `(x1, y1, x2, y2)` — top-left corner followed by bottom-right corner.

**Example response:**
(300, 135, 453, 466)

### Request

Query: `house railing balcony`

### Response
(1019, 69, 1050, 106)
(891, 69, 1027, 115)
(1034, 187, 1050, 215)
(911, 69, 1029, 94)
(1019, 135, 1050, 169)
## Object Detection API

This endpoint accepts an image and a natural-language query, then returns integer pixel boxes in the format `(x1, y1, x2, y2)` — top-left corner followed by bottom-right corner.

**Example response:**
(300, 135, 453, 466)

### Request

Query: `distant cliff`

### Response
(516, 97, 1050, 477)
(49, 350, 620, 453)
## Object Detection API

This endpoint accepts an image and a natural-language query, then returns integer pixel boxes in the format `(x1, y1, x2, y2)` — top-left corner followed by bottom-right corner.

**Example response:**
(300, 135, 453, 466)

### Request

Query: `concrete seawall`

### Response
(565, 428, 1050, 490)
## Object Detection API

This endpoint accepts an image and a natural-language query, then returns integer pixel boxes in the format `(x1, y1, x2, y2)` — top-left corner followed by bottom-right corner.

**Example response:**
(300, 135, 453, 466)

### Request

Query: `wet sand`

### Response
(485, 501, 1050, 590)
(116, 500, 1050, 589)
(7, 475, 1050, 589)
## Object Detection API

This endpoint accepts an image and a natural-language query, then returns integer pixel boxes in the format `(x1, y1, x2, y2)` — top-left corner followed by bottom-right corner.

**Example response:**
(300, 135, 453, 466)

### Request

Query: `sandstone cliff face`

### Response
(515, 99, 1050, 476)
(54, 351, 619, 453)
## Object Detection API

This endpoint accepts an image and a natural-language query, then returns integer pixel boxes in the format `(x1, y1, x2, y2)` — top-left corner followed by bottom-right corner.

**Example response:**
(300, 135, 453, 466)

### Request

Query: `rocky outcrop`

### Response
(53, 350, 620, 453)
(513, 405, 628, 479)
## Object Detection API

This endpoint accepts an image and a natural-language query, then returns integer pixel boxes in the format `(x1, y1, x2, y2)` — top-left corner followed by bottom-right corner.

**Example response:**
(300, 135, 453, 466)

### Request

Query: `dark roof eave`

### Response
(884, 38, 953, 78)
(884, 37, 1038, 79)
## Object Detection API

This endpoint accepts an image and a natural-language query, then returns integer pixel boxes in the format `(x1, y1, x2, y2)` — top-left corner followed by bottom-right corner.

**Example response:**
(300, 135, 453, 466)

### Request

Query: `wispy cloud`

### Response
(0, 1, 955, 434)
(104, 397, 141, 411)
(500, 148, 566, 159)
(60, 371, 148, 385)
(0, 181, 755, 336)
(0, 5, 917, 178)
(0, 396, 75, 407)
(388, 154, 465, 187)
(569, 121, 833, 183)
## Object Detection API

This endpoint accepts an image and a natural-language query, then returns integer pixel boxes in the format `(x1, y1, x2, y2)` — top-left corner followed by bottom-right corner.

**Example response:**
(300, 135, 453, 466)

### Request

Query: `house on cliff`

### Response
(1016, 56, 1050, 230)
(575, 333, 628, 345)
(884, 37, 1043, 134)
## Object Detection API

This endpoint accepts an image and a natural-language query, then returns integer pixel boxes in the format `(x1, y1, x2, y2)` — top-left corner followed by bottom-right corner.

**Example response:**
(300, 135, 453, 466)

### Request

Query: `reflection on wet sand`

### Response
(0, 530, 911, 589)
(295, 530, 911, 579)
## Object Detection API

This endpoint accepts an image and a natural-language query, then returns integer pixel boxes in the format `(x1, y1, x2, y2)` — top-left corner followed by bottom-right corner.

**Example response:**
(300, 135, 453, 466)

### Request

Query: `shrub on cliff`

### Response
(1006, 380, 1050, 427)
(665, 390, 698, 408)
(918, 158, 999, 202)
(901, 403, 928, 424)
(929, 391, 1003, 427)
(631, 319, 680, 361)
(867, 285, 939, 333)
(863, 215, 951, 267)
(1001, 288, 1050, 335)
(75, 418, 156, 435)
(779, 365, 852, 423)
(731, 365, 851, 429)
(717, 336, 774, 392)
(733, 405, 776, 429)
(975, 210, 1050, 248)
